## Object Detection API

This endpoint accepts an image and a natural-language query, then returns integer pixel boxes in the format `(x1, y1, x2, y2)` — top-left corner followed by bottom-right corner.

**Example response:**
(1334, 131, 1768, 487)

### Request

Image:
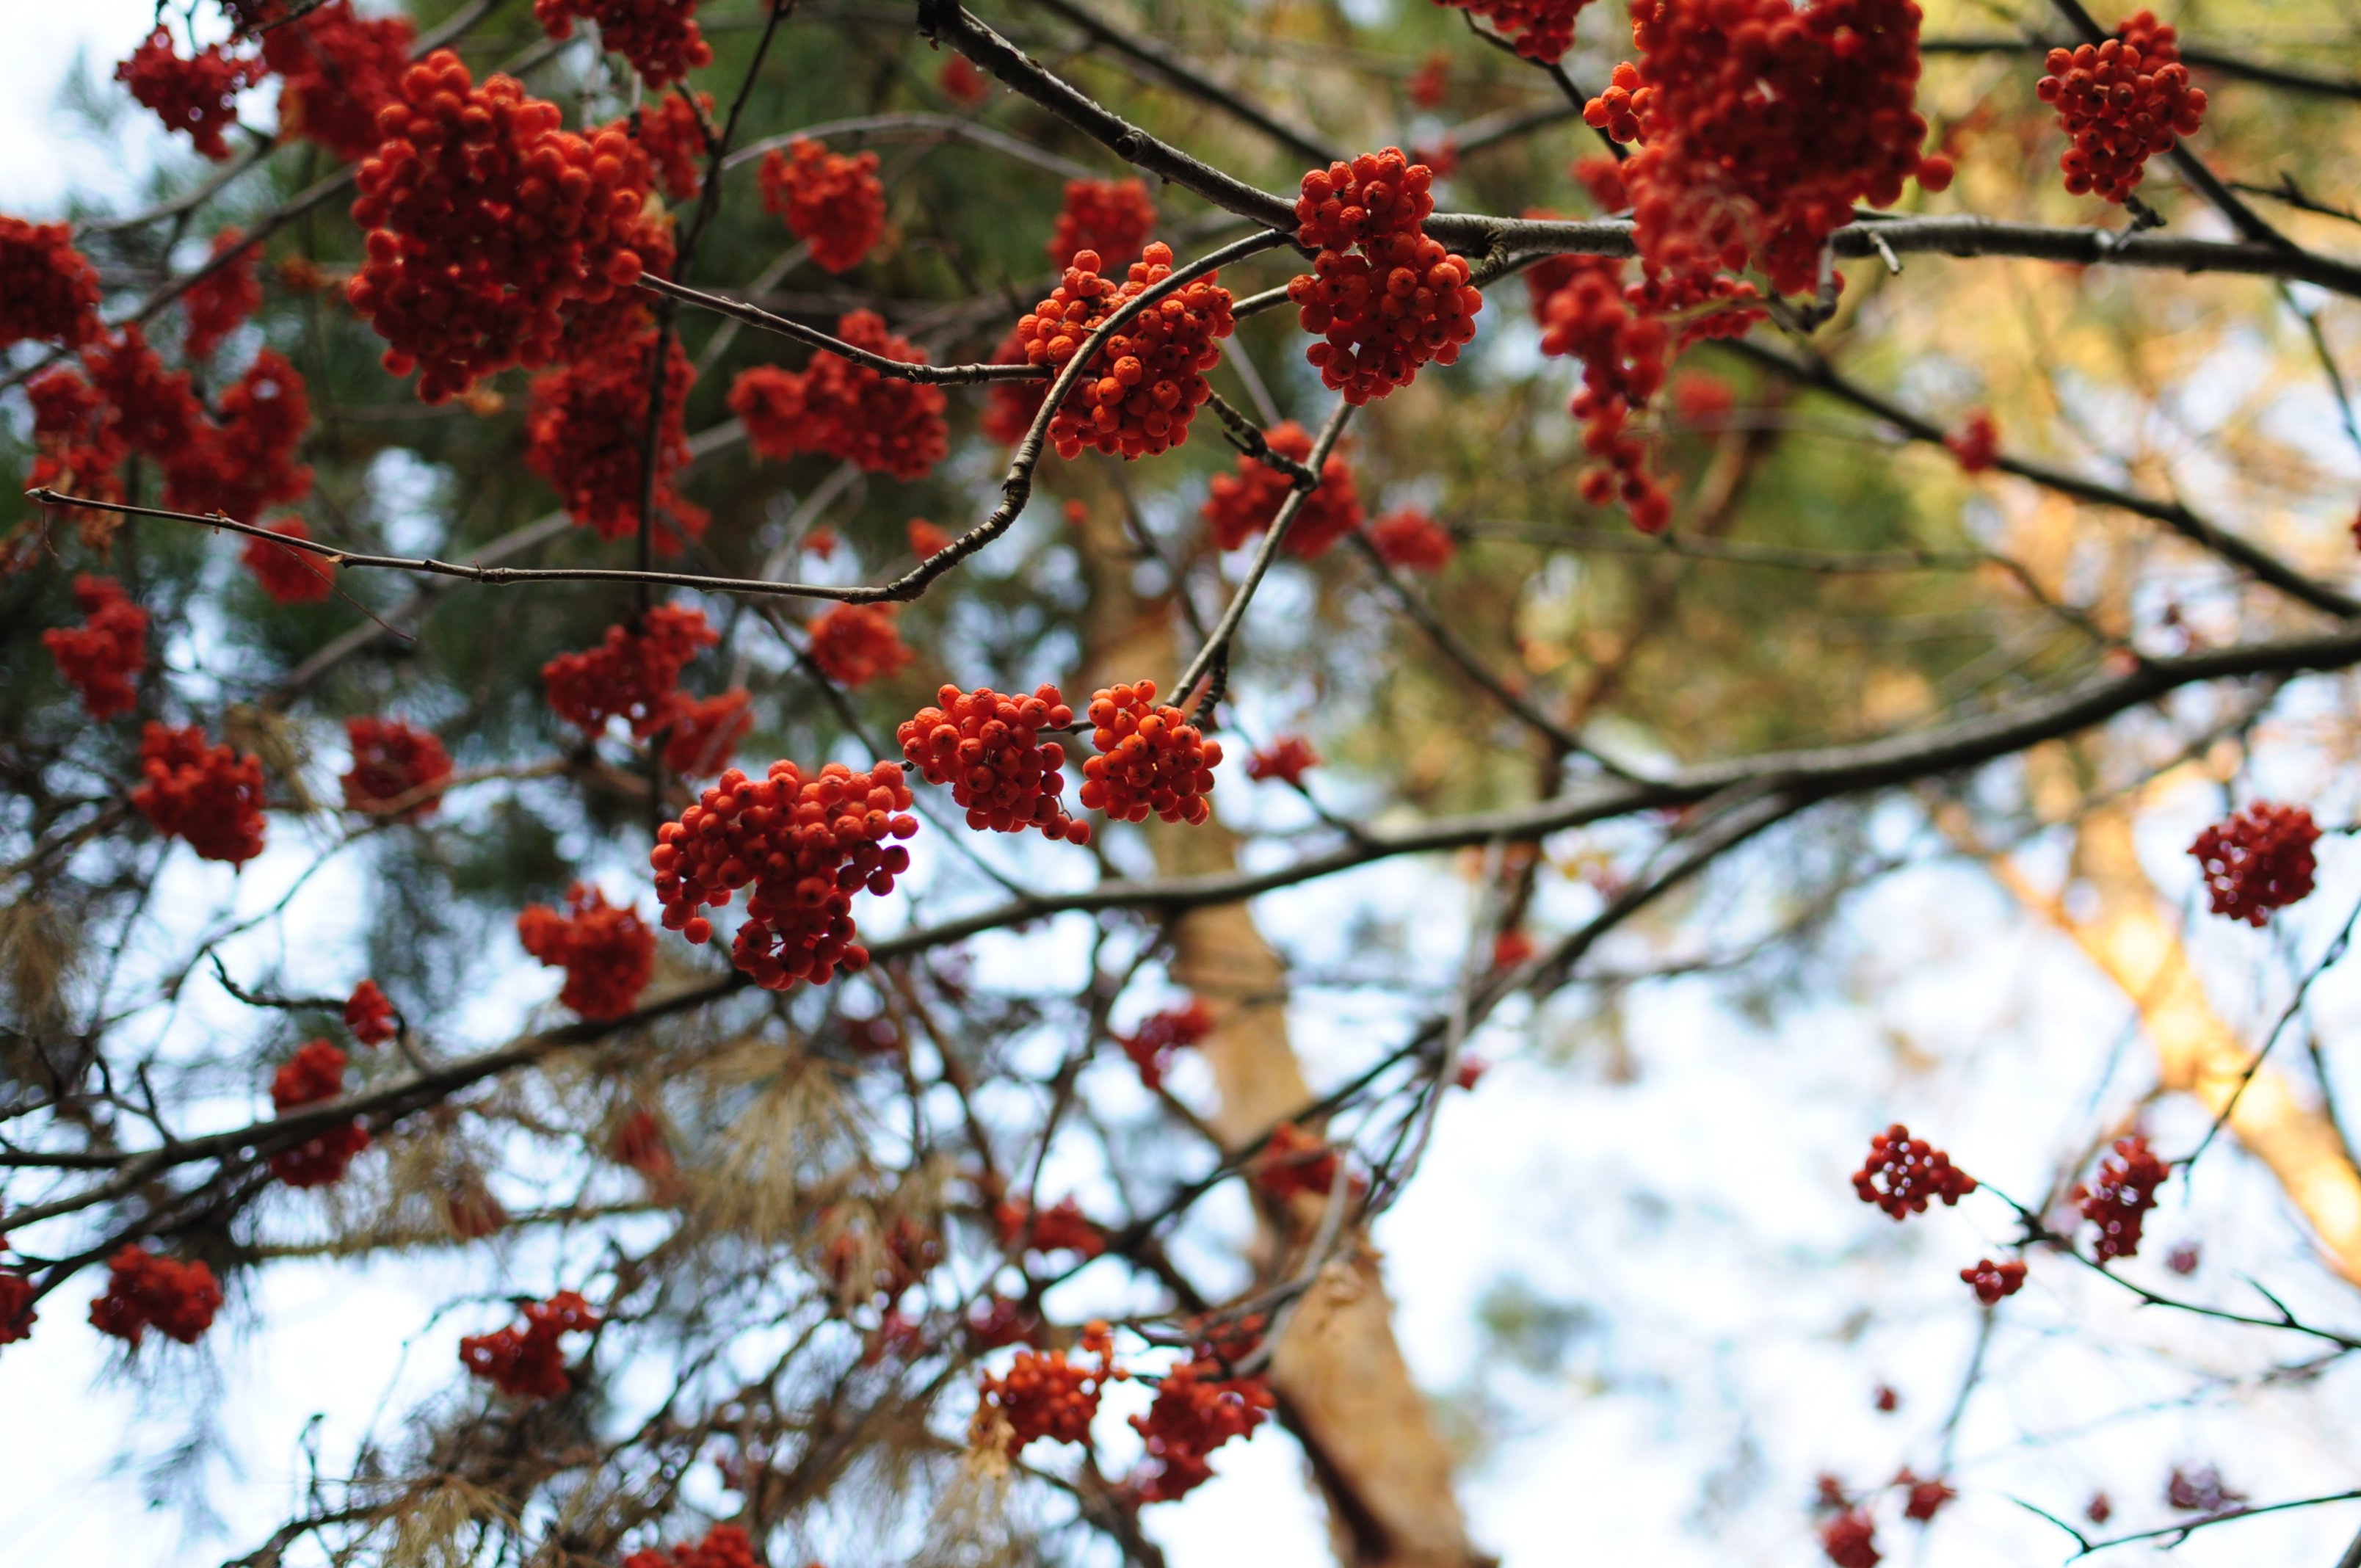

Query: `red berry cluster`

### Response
(1286, 150, 1483, 404)
(345, 979, 399, 1045)
(610, 1108, 675, 1179)
(620, 1523, 763, 1568)
(807, 603, 915, 690)
(1009, 244, 1235, 460)
(260, 1, 417, 162)
(1432, 0, 1588, 64)
(534, 0, 712, 88)
(526, 330, 708, 551)
(2037, 14, 2206, 203)
(1408, 50, 1449, 108)
(650, 760, 919, 990)
(1820, 1509, 1881, 1567)
(1897, 1471, 1955, 1522)
(896, 683, 1092, 843)
(630, 91, 713, 203)
(26, 367, 126, 518)
(164, 348, 316, 526)
(758, 139, 885, 273)
(517, 884, 657, 1020)
(1255, 1122, 1343, 1201)
(2165, 1464, 2245, 1514)
(975, 1321, 1123, 1455)
(88, 1246, 223, 1347)
(728, 311, 949, 479)
(348, 51, 665, 402)
(341, 716, 454, 819)
(995, 1195, 1106, 1258)
(1246, 736, 1321, 787)
(1048, 178, 1157, 268)
(1078, 681, 1223, 826)
(269, 1039, 371, 1188)
(543, 604, 719, 740)
(131, 722, 268, 865)
(2072, 1135, 2169, 1262)
(662, 688, 752, 777)
(1370, 508, 1457, 572)
(980, 329, 1047, 446)
(907, 518, 952, 558)
(967, 1294, 1042, 1351)
(1128, 1356, 1276, 1503)
(939, 53, 990, 106)
(0, 1271, 35, 1347)
(43, 575, 148, 722)
(0, 217, 103, 349)
(117, 28, 261, 162)
(1851, 1124, 1976, 1219)
(1535, 255, 1678, 531)
(1945, 409, 1999, 473)
(1118, 998, 1214, 1091)
(1202, 420, 1366, 557)
(1585, 0, 1951, 298)
(822, 1209, 941, 1308)
(1960, 1257, 2027, 1304)
(243, 518, 337, 605)
(460, 1290, 600, 1400)
(180, 229, 261, 364)
(2188, 802, 2320, 926)
(81, 327, 198, 471)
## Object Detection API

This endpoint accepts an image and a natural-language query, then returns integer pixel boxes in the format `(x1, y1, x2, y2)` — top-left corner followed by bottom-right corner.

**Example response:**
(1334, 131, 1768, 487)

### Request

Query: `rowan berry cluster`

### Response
(1009, 244, 1235, 460)
(1408, 51, 1449, 107)
(662, 689, 752, 777)
(939, 53, 990, 106)
(1255, 1122, 1343, 1201)
(0, 1271, 35, 1346)
(1246, 736, 1321, 787)
(1048, 178, 1157, 268)
(1946, 410, 1999, 473)
(341, 716, 454, 819)
(631, 91, 713, 203)
(25, 369, 126, 526)
(1128, 1356, 1276, 1503)
(89, 1246, 224, 1347)
(243, 518, 336, 605)
(2165, 1464, 2245, 1514)
(1370, 508, 1457, 572)
(620, 1523, 763, 1568)
(808, 603, 915, 689)
(1202, 420, 1365, 557)
(348, 52, 665, 401)
(181, 230, 261, 363)
(610, 1108, 675, 1179)
(650, 760, 919, 990)
(526, 330, 708, 549)
(43, 575, 148, 721)
(1078, 681, 1223, 826)
(269, 1039, 371, 1188)
(164, 348, 316, 525)
(896, 684, 1091, 843)
(345, 979, 399, 1045)
(967, 1295, 1043, 1351)
(974, 1321, 1123, 1455)
(543, 604, 719, 740)
(2188, 802, 2319, 926)
(2037, 14, 2206, 203)
(1117, 998, 1214, 1091)
(1432, 0, 1588, 63)
(2072, 1136, 2169, 1262)
(1818, 1509, 1880, 1568)
(534, 0, 712, 88)
(1286, 150, 1483, 403)
(1960, 1257, 2027, 1304)
(728, 312, 949, 479)
(260, 1, 417, 161)
(0, 217, 103, 349)
(995, 1195, 1106, 1257)
(460, 1290, 600, 1399)
(117, 29, 261, 162)
(1851, 1125, 1976, 1219)
(1896, 1471, 1954, 1522)
(907, 518, 951, 558)
(1537, 254, 1675, 531)
(517, 885, 658, 1020)
(758, 139, 885, 272)
(131, 722, 268, 865)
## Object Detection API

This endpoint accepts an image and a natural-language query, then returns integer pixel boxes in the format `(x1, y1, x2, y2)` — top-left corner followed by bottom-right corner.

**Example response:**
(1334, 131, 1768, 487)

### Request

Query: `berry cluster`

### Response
(728, 311, 950, 479)
(662, 688, 752, 777)
(269, 1039, 371, 1188)
(534, 0, 712, 88)
(1254, 1122, 1343, 1201)
(1370, 508, 1457, 572)
(2072, 1135, 2169, 1262)
(979, 330, 1048, 446)
(0, 1271, 35, 1346)
(43, 575, 148, 722)
(995, 1195, 1106, 1258)
(939, 54, 990, 106)
(1537, 255, 1675, 531)
(2188, 802, 2319, 926)
(1960, 1257, 2027, 1304)
(181, 230, 261, 363)
(344, 979, 399, 1045)
(117, 29, 261, 162)
(89, 1246, 224, 1347)
(631, 91, 713, 203)
(131, 722, 268, 865)
(348, 52, 666, 402)
(243, 518, 336, 605)
(758, 139, 885, 272)
(1117, 998, 1214, 1091)
(1201, 421, 1365, 557)
(2037, 14, 2207, 203)
(0, 217, 103, 349)
(1819, 1509, 1881, 1568)
(517, 885, 657, 1020)
(526, 330, 708, 550)
(967, 1294, 1043, 1351)
(164, 348, 316, 526)
(896, 684, 1091, 843)
(907, 518, 952, 558)
(1945, 410, 1999, 473)
(808, 603, 915, 689)
(460, 1290, 600, 1399)
(26, 367, 126, 523)
(1048, 178, 1157, 269)
(1408, 51, 1450, 108)
(543, 604, 719, 740)
(1432, 0, 1588, 64)
(1898, 1472, 1955, 1522)
(1245, 736, 1321, 787)
(1286, 150, 1483, 403)
(1078, 681, 1222, 826)
(260, 1, 417, 162)
(1128, 1356, 1275, 1503)
(620, 1524, 763, 1568)
(650, 760, 919, 990)
(975, 1321, 1123, 1455)
(1851, 1125, 1976, 1219)
(1009, 244, 1235, 460)
(341, 716, 454, 819)
(821, 1209, 941, 1309)
(610, 1108, 675, 1179)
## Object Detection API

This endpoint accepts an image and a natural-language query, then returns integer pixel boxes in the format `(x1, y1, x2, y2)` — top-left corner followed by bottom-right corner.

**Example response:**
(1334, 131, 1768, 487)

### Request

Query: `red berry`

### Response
(131, 722, 267, 865)
(758, 139, 885, 272)
(808, 603, 915, 689)
(1116, 998, 1214, 1090)
(0, 216, 103, 349)
(117, 28, 261, 162)
(2072, 1136, 2169, 1262)
(1078, 680, 1222, 826)
(1946, 410, 2000, 473)
(89, 1245, 223, 1347)
(1009, 243, 1236, 460)
(1370, 507, 1456, 572)
(42, 575, 147, 721)
(661, 689, 752, 777)
(341, 716, 454, 819)
(269, 1039, 370, 1188)
(543, 603, 719, 740)
(1959, 1257, 2027, 1304)
(1431, 0, 1586, 64)
(2037, 15, 2207, 204)
(1202, 421, 1364, 557)
(242, 516, 336, 605)
(728, 311, 949, 479)
(518, 885, 658, 1021)
(1048, 178, 1157, 269)
(180, 229, 261, 363)
(2189, 802, 2320, 926)
(974, 1321, 1123, 1454)
(526, 330, 708, 551)
(896, 683, 1089, 843)
(1245, 736, 1321, 787)
(532, 0, 712, 88)
(1851, 1124, 1977, 1219)
(1286, 150, 1483, 404)
(460, 1290, 599, 1400)
(344, 979, 399, 1045)
(1127, 1354, 1275, 1502)
(259, 1, 416, 162)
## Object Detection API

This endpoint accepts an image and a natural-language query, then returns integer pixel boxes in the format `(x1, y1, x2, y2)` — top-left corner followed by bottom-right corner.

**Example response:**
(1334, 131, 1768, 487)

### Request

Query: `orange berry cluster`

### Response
(620, 1523, 763, 1568)
(1079, 680, 1223, 826)
(1117, 998, 1214, 1091)
(977, 1320, 1123, 1454)
(460, 1289, 600, 1400)
(728, 311, 949, 479)
(1128, 1356, 1275, 1503)
(1945, 409, 1999, 473)
(1048, 177, 1157, 268)
(341, 716, 454, 820)
(1245, 736, 1321, 788)
(650, 760, 919, 990)
(2188, 802, 2319, 927)
(1201, 420, 1365, 558)
(1537, 255, 1674, 531)
(1850, 1124, 1976, 1220)
(2072, 1135, 2169, 1262)
(243, 518, 336, 605)
(344, 979, 399, 1045)
(534, 0, 713, 88)
(1432, 0, 1587, 63)
(260, 1, 417, 162)
(661, 689, 752, 777)
(1012, 243, 1235, 460)
(1370, 507, 1456, 572)
(348, 51, 665, 402)
(131, 722, 268, 865)
(0, 217, 103, 349)
(43, 575, 148, 722)
(1959, 1257, 2026, 1304)
(758, 139, 884, 272)
(2037, 13, 2206, 203)
(517, 884, 657, 1020)
(1286, 150, 1483, 404)
(1255, 1122, 1344, 1201)
(269, 1039, 371, 1188)
(629, 91, 713, 203)
(995, 1195, 1107, 1258)
(896, 684, 1092, 843)
(543, 603, 719, 740)
(807, 603, 915, 689)
(526, 330, 708, 551)
(181, 229, 261, 363)
(116, 28, 261, 162)
(89, 1246, 224, 1348)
